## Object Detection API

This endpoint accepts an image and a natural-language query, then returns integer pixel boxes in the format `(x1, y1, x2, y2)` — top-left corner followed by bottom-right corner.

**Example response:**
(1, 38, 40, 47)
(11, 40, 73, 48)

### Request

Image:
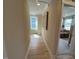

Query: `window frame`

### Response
(30, 16, 38, 30)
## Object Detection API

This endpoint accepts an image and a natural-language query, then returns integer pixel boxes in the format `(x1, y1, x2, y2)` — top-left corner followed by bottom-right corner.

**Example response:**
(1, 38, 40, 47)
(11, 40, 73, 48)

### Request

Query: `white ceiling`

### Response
(28, 0, 48, 15)
(28, 0, 75, 17)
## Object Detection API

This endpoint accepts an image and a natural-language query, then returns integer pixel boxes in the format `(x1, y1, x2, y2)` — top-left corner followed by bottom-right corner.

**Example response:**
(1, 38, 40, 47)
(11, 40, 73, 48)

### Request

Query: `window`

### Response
(64, 18, 72, 30)
(30, 16, 38, 30)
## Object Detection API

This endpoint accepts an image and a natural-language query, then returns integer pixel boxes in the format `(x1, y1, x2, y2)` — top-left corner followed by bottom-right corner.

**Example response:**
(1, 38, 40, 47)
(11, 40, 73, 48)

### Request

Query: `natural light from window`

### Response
(30, 16, 38, 30)
(64, 18, 72, 30)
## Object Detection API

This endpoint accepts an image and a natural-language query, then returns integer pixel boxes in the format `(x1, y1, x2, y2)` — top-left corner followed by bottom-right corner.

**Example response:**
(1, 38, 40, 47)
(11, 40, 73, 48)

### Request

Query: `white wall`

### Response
(70, 16, 75, 55)
(4, 0, 30, 59)
(43, 0, 62, 59)
(70, 26, 75, 54)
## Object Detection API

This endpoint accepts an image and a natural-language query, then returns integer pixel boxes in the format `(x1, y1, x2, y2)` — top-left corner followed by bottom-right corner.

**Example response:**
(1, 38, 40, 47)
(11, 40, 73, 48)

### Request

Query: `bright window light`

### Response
(30, 16, 38, 30)
(64, 18, 72, 30)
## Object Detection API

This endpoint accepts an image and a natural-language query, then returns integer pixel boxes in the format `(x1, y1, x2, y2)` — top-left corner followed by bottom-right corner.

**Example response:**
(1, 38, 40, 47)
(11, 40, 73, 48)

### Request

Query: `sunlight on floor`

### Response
(32, 34, 40, 38)
(30, 34, 40, 48)
(27, 34, 51, 59)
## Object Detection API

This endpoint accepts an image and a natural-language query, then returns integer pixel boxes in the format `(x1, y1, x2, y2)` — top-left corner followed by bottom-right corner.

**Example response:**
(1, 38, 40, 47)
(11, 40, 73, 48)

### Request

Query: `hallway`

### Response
(3, 0, 75, 59)
(27, 34, 51, 59)
(26, 34, 75, 59)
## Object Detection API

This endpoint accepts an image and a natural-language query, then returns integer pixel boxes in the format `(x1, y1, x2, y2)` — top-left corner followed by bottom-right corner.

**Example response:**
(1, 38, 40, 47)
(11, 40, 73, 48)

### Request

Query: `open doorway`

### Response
(57, 5, 75, 56)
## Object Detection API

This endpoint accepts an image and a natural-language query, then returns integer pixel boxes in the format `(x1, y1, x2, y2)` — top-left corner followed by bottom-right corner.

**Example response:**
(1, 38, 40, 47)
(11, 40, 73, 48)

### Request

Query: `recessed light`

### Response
(37, 3, 40, 6)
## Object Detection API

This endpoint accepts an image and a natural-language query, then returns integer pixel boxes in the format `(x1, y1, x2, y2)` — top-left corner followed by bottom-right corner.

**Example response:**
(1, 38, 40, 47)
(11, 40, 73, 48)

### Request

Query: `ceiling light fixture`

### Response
(37, 3, 40, 6)
(36, 0, 40, 6)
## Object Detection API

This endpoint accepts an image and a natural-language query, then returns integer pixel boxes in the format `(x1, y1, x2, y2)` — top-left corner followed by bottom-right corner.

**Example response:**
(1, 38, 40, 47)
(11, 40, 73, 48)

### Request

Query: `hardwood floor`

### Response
(26, 34, 74, 59)
(27, 34, 51, 59)
(57, 39, 75, 55)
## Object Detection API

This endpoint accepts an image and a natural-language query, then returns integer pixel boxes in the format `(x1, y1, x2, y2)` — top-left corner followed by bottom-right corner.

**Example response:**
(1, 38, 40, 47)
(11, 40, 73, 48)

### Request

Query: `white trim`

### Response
(25, 43, 31, 59)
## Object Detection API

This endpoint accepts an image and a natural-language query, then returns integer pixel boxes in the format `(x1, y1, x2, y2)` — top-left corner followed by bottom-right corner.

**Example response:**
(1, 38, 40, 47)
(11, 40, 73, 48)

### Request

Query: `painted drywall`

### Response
(70, 25, 75, 54)
(70, 16, 75, 55)
(4, 0, 30, 59)
(43, 0, 62, 59)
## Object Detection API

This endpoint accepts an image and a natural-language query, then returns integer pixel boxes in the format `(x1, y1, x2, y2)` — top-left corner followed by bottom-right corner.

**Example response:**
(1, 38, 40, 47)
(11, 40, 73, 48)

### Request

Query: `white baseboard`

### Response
(25, 43, 31, 59)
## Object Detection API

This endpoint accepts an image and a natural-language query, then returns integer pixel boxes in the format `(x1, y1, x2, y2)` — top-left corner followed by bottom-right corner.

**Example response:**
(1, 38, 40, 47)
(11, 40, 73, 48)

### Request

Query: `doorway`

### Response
(57, 5, 75, 57)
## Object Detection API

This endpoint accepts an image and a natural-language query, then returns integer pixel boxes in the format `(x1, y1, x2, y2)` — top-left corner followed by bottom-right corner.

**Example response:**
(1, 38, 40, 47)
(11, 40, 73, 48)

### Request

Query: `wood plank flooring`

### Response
(26, 34, 74, 59)
(27, 34, 51, 59)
